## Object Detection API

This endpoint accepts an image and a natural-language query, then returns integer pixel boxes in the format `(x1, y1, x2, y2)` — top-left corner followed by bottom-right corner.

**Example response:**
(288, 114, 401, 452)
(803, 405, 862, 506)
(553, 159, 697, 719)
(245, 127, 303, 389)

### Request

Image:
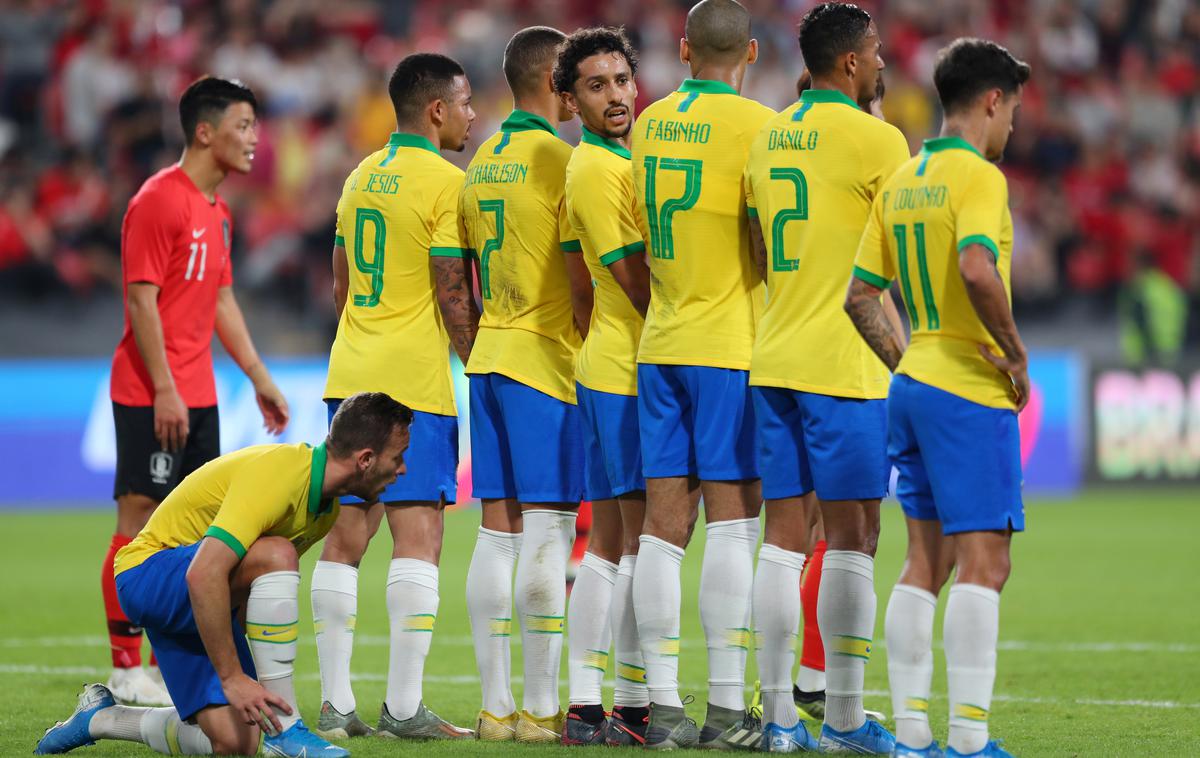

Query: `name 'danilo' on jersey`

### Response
(767, 127, 820, 151)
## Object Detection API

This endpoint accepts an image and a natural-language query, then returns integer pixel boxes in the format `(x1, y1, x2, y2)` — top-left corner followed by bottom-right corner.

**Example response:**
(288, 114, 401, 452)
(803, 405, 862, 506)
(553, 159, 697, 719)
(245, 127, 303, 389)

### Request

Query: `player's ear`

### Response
(984, 88, 1002, 118)
(845, 49, 857, 79)
(355, 448, 374, 473)
(679, 38, 690, 66)
(429, 98, 446, 129)
(193, 120, 213, 148)
(559, 89, 579, 116)
(746, 38, 759, 65)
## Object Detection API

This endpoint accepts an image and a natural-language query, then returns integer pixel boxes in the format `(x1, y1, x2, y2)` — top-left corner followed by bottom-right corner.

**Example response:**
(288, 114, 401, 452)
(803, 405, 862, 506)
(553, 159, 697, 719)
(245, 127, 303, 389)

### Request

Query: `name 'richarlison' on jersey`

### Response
(464, 161, 529, 186)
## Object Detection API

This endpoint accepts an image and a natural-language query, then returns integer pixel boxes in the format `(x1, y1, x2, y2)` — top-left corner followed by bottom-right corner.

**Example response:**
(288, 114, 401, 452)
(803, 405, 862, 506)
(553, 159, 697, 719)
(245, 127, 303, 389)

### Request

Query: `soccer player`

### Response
(745, 5, 908, 752)
(106, 76, 288, 706)
(629, 0, 774, 749)
(37, 392, 412, 758)
(846, 37, 1030, 758)
(310, 53, 477, 741)
(554, 27, 653, 746)
(460, 26, 588, 743)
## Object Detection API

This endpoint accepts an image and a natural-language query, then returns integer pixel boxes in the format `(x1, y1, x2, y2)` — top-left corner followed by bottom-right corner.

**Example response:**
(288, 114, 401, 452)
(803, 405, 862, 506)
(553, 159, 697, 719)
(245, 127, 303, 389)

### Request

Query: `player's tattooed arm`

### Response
(433, 255, 481, 365)
(749, 215, 768, 285)
(844, 275, 905, 372)
(332, 244, 349, 319)
(959, 242, 1030, 410)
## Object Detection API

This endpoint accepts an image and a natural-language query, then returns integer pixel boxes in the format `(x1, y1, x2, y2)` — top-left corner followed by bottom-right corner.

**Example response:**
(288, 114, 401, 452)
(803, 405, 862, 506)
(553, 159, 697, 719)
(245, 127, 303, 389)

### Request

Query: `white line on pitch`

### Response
(2, 664, 1196, 711)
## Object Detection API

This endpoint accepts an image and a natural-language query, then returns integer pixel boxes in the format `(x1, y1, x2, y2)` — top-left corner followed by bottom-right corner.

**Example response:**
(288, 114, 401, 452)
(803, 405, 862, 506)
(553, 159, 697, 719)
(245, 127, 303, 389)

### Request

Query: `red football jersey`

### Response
(110, 166, 233, 407)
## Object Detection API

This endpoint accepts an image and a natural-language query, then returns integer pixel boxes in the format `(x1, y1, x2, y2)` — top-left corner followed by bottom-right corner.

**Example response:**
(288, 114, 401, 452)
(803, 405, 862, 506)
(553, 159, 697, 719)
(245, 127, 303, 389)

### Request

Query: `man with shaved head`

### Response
(630, 0, 775, 749)
(460, 25, 591, 745)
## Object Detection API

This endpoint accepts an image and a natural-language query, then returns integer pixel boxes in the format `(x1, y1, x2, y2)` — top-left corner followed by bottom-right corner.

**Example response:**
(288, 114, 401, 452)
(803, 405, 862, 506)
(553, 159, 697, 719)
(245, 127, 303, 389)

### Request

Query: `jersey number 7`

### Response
(643, 157, 702, 260)
(477, 199, 505, 300)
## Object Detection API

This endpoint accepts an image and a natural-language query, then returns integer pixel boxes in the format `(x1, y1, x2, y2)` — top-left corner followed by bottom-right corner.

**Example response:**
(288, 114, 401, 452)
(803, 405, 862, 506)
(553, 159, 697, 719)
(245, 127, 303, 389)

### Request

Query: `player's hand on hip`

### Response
(254, 379, 290, 435)
(221, 672, 290, 736)
(153, 387, 189, 452)
(977, 344, 1030, 412)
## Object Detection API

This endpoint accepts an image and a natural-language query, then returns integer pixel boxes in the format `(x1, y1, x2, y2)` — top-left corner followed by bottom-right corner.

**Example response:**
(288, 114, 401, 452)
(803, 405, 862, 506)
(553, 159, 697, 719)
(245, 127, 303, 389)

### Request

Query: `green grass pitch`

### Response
(2, 491, 1196, 756)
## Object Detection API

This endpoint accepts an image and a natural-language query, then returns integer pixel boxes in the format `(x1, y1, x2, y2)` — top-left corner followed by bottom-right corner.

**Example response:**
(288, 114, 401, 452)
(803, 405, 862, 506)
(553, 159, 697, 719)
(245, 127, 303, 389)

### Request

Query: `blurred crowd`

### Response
(0, 0, 1197, 359)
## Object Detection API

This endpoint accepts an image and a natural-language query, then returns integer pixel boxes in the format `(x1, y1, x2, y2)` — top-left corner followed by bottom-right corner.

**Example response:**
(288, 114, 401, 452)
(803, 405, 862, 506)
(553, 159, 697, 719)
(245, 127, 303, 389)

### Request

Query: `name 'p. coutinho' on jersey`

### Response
(745, 89, 909, 398)
(853, 136, 1016, 409)
(632, 79, 775, 370)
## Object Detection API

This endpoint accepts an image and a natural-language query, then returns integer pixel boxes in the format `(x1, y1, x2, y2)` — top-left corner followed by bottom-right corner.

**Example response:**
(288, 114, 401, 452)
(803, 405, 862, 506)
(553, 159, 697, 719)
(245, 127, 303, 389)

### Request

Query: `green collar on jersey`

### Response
(922, 136, 984, 158)
(799, 88, 861, 110)
(387, 132, 439, 155)
(307, 442, 333, 515)
(678, 78, 738, 96)
(500, 109, 558, 136)
(580, 125, 632, 160)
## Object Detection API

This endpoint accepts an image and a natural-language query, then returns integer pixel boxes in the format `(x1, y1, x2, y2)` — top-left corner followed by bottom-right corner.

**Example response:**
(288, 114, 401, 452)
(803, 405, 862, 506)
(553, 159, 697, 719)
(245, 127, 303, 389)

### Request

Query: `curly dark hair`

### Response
(552, 26, 639, 95)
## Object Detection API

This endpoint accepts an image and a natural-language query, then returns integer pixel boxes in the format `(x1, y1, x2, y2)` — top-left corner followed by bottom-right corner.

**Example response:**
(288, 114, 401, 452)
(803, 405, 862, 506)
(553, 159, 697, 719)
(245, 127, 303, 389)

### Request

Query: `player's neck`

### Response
(687, 64, 743, 93)
(395, 121, 441, 150)
(940, 117, 988, 157)
(512, 95, 559, 128)
(321, 454, 355, 500)
(178, 149, 225, 202)
(808, 74, 854, 104)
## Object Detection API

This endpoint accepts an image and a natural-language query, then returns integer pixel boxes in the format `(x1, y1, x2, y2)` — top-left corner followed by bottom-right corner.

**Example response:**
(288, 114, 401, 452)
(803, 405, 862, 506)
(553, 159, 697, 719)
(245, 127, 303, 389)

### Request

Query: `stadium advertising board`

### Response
(1090, 365, 1200, 484)
(0, 352, 1085, 505)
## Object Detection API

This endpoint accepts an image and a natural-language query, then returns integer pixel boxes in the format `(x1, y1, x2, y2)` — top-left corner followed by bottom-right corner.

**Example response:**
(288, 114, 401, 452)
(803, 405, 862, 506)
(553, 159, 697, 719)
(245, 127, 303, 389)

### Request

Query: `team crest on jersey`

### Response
(149, 451, 173, 484)
(222, 219, 231, 250)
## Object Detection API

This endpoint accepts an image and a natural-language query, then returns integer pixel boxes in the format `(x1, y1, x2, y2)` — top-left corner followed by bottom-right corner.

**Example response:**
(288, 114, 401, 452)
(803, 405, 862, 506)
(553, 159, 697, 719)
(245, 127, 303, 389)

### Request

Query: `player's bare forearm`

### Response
(844, 276, 905, 372)
(608, 253, 651, 318)
(959, 244, 1027, 366)
(332, 245, 349, 319)
(127, 282, 175, 393)
(563, 252, 594, 339)
(749, 216, 768, 285)
(215, 287, 269, 387)
(881, 288, 909, 351)
(433, 256, 480, 365)
(185, 538, 245, 682)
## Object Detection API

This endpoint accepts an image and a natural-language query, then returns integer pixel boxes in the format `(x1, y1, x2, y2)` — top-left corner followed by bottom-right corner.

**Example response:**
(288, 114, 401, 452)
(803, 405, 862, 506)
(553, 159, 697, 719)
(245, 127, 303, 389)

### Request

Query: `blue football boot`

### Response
(762, 721, 818, 752)
(35, 683, 116, 754)
(262, 720, 350, 757)
(818, 719, 897, 754)
(894, 740, 946, 757)
(946, 739, 1013, 758)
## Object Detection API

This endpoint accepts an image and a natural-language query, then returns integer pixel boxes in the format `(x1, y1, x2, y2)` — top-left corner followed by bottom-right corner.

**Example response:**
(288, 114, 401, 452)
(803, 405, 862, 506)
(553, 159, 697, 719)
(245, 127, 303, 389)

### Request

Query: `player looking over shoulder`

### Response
(37, 392, 413, 758)
(105, 76, 288, 707)
(554, 26, 653, 747)
(629, 0, 775, 749)
(310, 53, 478, 742)
(744, 4, 908, 753)
(847, 37, 1031, 758)
(460, 26, 588, 744)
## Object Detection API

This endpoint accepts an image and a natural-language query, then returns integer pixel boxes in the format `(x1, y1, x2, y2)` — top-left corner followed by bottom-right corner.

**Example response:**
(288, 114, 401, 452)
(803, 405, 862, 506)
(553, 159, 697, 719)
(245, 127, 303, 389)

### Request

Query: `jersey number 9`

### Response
(352, 208, 386, 307)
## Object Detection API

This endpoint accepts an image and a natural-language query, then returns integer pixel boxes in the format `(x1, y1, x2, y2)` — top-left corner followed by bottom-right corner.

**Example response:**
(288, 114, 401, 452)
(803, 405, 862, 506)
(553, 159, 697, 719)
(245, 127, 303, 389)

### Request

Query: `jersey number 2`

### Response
(768, 168, 808, 272)
(643, 157, 702, 260)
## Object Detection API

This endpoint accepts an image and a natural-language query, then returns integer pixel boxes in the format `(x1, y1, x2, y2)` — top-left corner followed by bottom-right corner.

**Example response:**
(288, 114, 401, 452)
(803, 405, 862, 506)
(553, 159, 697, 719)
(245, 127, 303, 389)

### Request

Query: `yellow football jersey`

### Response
(745, 90, 910, 398)
(565, 127, 648, 396)
(460, 110, 582, 403)
(853, 136, 1016, 409)
(114, 443, 339, 575)
(631, 79, 776, 369)
(324, 133, 470, 416)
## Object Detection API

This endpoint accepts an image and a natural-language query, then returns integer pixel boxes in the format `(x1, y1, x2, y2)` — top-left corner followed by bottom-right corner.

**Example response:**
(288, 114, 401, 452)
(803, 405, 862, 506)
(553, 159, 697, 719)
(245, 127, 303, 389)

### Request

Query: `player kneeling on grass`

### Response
(36, 392, 413, 758)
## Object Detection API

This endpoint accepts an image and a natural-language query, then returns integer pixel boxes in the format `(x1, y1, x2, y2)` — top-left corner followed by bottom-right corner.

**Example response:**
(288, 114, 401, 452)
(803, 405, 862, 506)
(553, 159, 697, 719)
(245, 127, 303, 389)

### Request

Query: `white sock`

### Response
(885, 584, 937, 748)
(89, 705, 213, 754)
(247, 570, 302, 731)
(700, 517, 759, 711)
(633, 534, 685, 708)
(945, 584, 1000, 755)
(311, 560, 358, 714)
(819, 550, 876, 733)
(796, 666, 826, 693)
(467, 526, 521, 717)
(514, 509, 576, 717)
(567, 552, 617, 706)
(612, 555, 649, 707)
(753, 543, 805, 728)
(385, 558, 439, 720)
